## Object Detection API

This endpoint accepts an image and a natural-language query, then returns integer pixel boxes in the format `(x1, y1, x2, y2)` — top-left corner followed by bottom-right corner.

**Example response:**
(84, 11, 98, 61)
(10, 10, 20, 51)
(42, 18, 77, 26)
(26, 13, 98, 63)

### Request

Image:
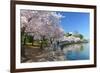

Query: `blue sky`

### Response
(58, 11, 90, 39)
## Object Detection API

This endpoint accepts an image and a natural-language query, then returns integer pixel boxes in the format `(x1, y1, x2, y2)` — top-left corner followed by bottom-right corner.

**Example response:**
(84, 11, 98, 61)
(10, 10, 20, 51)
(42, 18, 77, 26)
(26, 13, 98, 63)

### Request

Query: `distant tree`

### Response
(64, 32, 72, 37)
(78, 34, 83, 39)
(72, 31, 84, 39)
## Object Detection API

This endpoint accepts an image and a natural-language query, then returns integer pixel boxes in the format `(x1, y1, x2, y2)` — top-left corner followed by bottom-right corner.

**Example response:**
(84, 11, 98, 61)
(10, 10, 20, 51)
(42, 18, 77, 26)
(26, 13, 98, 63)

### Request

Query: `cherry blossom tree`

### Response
(20, 10, 64, 49)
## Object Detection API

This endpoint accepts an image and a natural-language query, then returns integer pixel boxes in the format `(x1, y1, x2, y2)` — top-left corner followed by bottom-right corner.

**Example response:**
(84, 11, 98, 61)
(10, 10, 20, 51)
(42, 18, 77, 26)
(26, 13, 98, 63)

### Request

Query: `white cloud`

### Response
(51, 12, 65, 19)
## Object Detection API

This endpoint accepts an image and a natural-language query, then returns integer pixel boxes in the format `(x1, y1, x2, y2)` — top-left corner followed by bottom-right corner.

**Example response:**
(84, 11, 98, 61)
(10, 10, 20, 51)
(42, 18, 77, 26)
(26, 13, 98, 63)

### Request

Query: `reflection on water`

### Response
(63, 43, 89, 60)
(22, 43, 90, 63)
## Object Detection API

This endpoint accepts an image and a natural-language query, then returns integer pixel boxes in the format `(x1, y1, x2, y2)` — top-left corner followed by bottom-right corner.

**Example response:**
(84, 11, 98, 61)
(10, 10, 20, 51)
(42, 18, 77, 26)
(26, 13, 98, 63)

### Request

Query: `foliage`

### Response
(64, 32, 84, 39)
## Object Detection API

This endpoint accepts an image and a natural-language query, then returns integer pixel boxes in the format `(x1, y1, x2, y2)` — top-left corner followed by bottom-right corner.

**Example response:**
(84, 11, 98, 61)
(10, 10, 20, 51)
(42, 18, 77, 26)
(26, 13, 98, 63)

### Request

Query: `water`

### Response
(22, 43, 90, 63)
(63, 43, 89, 60)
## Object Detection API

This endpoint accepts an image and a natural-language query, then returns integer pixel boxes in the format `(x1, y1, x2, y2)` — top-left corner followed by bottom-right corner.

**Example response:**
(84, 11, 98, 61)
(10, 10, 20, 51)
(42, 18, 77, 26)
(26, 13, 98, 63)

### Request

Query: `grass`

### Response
(25, 41, 49, 49)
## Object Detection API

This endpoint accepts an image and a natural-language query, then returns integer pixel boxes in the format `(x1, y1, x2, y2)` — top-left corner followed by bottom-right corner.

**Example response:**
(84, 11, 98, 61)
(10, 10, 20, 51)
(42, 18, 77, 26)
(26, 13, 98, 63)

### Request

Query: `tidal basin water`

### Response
(63, 43, 90, 60)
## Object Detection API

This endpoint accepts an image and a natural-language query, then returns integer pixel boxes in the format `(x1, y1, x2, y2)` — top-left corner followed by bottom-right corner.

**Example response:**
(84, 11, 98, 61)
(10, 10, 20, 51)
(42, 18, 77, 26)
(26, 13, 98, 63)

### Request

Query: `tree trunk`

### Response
(40, 39, 43, 49)
(40, 36, 45, 50)
(24, 35, 26, 45)
(50, 38, 53, 44)
(21, 32, 23, 44)
(32, 36, 34, 46)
